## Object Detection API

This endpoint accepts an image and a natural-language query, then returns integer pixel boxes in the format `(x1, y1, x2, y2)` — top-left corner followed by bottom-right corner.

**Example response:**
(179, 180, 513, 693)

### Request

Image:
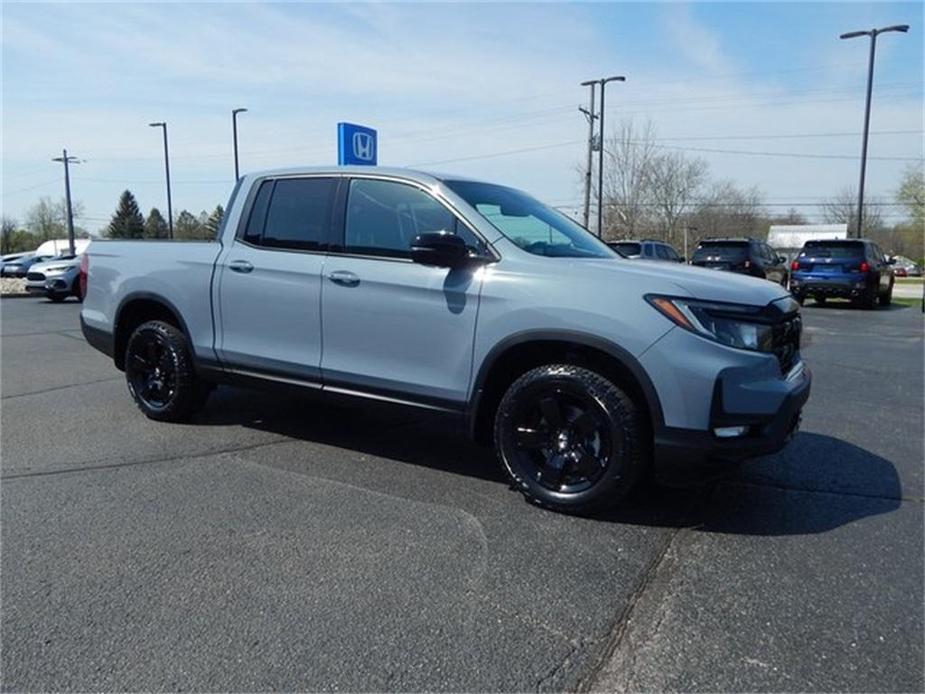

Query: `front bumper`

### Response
(25, 275, 73, 296)
(653, 360, 811, 477)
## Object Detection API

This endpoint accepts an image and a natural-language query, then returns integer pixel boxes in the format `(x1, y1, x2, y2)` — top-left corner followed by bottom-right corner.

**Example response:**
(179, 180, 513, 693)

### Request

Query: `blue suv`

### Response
(790, 239, 894, 309)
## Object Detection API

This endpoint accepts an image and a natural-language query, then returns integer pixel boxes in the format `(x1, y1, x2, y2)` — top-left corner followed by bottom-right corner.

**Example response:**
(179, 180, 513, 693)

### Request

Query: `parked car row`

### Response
(2, 251, 85, 302)
(607, 235, 899, 310)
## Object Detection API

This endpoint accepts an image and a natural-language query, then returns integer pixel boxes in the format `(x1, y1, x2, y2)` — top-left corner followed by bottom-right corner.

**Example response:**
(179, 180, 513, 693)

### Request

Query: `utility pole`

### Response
(149, 122, 174, 239)
(232, 108, 248, 181)
(839, 24, 909, 238)
(52, 149, 80, 256)
(579, 81, 598, 230)
(581, 75, 626, 238)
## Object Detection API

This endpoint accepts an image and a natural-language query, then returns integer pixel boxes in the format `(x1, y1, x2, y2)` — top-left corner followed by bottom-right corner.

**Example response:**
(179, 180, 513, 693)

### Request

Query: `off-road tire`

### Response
(125, 320, 210, 422)
(493, 364, 647, 515)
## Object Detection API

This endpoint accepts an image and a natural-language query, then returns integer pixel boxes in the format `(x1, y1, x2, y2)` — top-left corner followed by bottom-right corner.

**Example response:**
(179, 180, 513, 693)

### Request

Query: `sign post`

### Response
(337, 122, 378, 165)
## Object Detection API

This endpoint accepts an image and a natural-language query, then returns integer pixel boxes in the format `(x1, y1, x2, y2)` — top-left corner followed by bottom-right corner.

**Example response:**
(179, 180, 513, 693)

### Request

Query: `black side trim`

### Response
(467, 329, 665, 437)
(80, 314, 114, 358)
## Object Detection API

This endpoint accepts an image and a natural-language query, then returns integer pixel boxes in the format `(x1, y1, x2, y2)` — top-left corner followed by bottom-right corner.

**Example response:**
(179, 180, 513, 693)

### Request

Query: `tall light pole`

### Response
(579, 81, 598, 230)
(149, 122, 173, 239)
(582, 75, 626, 238)
(232, 108, 248, 181)
(52, 149, 80, 256)
(683, 224, 697, 263)
(840, 24, 909, 238)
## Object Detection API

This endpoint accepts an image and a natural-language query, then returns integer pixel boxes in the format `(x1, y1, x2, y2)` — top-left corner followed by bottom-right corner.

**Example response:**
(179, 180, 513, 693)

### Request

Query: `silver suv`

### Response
(80, 167, 811, 513)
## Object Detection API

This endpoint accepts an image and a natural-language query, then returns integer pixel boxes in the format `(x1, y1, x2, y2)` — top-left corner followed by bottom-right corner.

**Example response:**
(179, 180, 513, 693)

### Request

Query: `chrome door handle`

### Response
(328, 270, 360, 287)
(229, 260, 254, 274)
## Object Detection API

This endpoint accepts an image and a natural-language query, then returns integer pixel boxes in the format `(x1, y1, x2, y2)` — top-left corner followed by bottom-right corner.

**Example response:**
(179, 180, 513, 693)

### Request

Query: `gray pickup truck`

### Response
(81, 166, 810, 513)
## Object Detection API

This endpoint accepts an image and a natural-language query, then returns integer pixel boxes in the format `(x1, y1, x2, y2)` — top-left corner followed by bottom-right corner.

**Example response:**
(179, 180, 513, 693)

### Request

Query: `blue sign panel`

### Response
(337, 122, 377, 165)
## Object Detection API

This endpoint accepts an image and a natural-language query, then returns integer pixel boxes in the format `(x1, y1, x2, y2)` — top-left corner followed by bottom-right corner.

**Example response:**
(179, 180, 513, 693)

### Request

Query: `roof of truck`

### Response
(243, 166, 485, 185)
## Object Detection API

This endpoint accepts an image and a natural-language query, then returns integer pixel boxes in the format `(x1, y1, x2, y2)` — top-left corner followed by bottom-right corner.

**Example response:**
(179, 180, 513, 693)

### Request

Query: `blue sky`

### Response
(2, 1, 922, 232)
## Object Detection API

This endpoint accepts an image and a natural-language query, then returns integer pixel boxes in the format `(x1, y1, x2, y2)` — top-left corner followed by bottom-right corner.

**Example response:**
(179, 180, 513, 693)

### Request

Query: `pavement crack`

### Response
(2, 376, 123, 400)
(0, 438, 292, 480)
(726, 478, 923, 503)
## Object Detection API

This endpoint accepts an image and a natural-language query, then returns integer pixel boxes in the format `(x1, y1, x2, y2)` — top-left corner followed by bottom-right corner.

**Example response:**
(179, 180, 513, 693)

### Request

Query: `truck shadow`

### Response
(194, 387, 903, 537)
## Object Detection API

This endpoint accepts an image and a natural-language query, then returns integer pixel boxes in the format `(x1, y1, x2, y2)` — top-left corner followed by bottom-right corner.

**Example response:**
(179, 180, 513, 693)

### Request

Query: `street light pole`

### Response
(840, 24, 909, 238)
(232, 108, 248, 181)
(684, 224, 697, 263)
(52, 149, 80, 256)
(149, 122, 173, 239)
(579, 81, 598, 230)
(594, 75, 625, 238)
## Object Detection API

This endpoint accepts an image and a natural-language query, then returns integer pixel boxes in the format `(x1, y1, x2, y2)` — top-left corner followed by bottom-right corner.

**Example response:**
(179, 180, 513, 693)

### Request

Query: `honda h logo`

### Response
(338, 122, 378, 166)
(352, 132, 375, 162)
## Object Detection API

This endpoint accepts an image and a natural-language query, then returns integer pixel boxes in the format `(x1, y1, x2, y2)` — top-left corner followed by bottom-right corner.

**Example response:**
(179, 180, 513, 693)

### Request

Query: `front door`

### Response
(216, 176, 337, 381)
(320, 177, 488, 407)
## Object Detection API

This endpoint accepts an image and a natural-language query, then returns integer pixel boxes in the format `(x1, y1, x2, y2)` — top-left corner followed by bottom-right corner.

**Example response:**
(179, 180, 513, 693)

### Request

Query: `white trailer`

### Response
(768, 224, 847, 261)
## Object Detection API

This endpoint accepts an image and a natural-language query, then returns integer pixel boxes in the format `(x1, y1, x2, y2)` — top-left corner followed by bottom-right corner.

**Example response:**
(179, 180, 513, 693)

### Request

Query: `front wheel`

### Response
(125, 320, 210, 422)
(493, 364, 647, 514)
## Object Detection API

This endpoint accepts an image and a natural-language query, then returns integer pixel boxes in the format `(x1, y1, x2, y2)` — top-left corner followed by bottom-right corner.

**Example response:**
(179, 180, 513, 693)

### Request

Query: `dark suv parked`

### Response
(789, 239, 894, 308)
(691, 238, 789, 285)
(608, 239, 684, 262)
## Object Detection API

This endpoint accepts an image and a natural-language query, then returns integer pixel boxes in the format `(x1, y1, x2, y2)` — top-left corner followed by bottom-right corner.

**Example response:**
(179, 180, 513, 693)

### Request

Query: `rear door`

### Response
(320, 176, 488, 407)
(215, 176, 337, 381)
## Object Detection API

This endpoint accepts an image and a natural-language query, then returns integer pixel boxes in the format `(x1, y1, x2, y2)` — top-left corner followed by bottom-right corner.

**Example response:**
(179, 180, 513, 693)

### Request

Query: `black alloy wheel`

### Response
(494, 364, 646, 514)
(124, 320, 210, 421)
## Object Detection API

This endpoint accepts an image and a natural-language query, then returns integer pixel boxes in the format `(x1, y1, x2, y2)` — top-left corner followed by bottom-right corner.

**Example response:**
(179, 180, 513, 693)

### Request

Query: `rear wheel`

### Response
(879, 282, 893, 306)
(493, 364, 646, 515)
(124, 320, 210, 422)
(860, 285, 878, 310)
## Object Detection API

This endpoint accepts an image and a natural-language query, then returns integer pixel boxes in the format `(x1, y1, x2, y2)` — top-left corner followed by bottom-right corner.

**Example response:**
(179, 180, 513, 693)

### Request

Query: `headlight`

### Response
(646, 295, 774, 351)
(42, 266, 69, 273)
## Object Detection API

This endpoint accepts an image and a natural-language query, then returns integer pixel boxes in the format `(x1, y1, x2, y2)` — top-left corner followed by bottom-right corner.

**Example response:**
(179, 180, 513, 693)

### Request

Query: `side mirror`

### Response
(410, 232, 470, 268)
(887, 257, 896, 265)
(679, 256, 686, 263)
(778, 256, 787, 264)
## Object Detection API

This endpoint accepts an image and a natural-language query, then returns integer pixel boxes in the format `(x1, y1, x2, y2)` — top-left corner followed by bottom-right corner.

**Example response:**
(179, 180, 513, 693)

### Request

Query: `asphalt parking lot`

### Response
(1, 296, 922, 692)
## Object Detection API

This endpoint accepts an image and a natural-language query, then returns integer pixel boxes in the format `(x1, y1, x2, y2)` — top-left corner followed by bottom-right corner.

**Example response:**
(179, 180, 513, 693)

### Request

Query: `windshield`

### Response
(692, 242, 748, 261)
(800, 241, 864, 259)
(444, 180, 615, 259)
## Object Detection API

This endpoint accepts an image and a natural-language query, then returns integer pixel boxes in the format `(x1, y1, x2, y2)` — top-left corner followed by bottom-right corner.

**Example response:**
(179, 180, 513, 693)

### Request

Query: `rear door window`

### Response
(239, 177, 337, 251)
(655, 245, 670, 260)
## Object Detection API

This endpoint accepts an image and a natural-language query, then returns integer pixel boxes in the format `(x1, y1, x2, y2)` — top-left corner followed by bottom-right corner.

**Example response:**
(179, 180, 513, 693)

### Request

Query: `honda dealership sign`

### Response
(337, 122, 377, 165)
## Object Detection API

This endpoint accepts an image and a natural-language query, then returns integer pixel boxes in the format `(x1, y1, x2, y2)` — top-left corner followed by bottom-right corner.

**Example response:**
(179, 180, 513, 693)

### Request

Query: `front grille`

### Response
(771, 314, 801, 374)
(26, 272, 45, 282)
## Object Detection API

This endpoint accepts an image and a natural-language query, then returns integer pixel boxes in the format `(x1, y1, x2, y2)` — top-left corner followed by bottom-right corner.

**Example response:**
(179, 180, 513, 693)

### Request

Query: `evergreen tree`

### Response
(204, 205, 224, 238)
(175, 210, 205, 239)
(107, 190, 145, 239)
(144, 208, 169, 239)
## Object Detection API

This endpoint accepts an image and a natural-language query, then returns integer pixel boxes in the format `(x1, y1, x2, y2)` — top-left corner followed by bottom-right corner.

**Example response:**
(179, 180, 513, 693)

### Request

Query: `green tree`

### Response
(144, 207, 169, 239)
(204, 205, 224, 238)
(897, 163, 924, 229)
(175, 210, 206, 239)
(107, 190, 145, 239)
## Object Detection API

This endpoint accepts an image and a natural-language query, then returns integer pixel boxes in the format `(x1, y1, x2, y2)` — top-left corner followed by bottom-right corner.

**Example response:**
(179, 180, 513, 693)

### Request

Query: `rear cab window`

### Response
(611, 242, 641, 257)
(799, 241, 866, 260)
(692, 241, 749, 261)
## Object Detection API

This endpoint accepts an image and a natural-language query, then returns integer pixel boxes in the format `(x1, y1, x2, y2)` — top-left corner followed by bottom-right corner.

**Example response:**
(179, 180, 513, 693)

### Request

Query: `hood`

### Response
(31, 257, 81, 272)
(577, 258, 790, 307)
